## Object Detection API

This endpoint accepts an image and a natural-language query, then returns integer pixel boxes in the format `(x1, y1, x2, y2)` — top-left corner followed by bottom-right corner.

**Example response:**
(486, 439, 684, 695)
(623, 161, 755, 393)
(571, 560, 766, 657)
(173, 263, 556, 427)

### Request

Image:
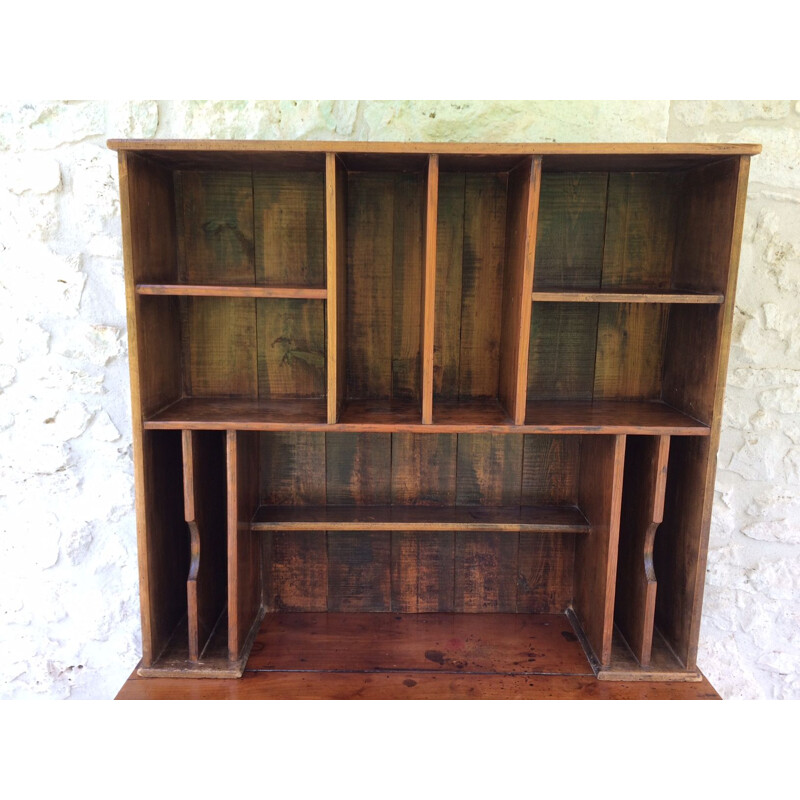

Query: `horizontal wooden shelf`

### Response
(532, 289, 724, 304)
(136, 283, 327, 299)
(143, 397, 709, 435)
(251, 504, 590, 533)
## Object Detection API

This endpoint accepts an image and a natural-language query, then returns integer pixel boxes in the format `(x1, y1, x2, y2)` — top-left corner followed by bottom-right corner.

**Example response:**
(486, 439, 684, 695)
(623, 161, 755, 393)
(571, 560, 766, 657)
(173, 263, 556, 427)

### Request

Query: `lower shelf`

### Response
(128, 612, 717, 697)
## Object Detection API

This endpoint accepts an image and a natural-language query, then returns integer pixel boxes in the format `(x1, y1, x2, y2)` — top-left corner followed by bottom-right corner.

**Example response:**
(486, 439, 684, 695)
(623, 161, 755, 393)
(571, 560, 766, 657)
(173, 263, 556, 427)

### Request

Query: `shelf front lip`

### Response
(250, 505, 591, 533)
(108, 139, 762, 156)
(136, 284, 327, 299)
(532, 290, 725, 304)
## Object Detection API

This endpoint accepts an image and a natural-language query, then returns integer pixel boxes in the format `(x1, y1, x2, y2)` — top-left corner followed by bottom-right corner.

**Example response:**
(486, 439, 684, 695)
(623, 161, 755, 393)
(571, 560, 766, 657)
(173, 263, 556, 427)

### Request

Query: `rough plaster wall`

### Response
(0, 100, 796, 699)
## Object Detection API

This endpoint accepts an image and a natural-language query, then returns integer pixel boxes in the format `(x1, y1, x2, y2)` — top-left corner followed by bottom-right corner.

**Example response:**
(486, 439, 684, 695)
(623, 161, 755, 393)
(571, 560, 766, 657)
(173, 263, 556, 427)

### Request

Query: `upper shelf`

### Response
(137, 283, 327, 299)
(532, 289, 724, 304)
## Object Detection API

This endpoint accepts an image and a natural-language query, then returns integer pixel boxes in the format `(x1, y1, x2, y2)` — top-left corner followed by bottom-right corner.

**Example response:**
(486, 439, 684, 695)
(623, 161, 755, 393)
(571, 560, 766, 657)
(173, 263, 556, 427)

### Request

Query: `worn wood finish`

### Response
(137, 284, 327, 299)
(259, 431, 326, 506)
(532, 290, 723, 304)
(573, 435, 626, 666)
(227, 431, 262, 660)
(326, 153, 347, 423)
(615, 435, 670, 666)
(391, 532, 455, 612)
(421, 155, 439, 423)
(457, 433, 523, 506)
(264, 531, 328, 612)
(182, 431, 228, 662)
(328, 533, 392, 612)
(250, 504, 590, 533)
(177, 171, 254, 284)
(391, 432, 456, 505)
(253, 171, 325, 287)
(256, 298, 325, 398)
(499, 157, 541, 424)
(518, 533, 575, 614)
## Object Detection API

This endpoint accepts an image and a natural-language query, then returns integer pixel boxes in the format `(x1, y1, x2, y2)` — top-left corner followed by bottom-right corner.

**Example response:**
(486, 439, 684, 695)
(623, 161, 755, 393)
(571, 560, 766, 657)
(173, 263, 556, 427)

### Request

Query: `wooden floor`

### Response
(116, 613, 720, 700)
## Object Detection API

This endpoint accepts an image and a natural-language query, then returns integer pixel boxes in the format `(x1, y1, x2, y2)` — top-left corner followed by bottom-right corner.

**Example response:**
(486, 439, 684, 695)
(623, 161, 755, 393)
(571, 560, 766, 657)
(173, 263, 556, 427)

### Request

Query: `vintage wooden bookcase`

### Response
(110, 139, 758, 695)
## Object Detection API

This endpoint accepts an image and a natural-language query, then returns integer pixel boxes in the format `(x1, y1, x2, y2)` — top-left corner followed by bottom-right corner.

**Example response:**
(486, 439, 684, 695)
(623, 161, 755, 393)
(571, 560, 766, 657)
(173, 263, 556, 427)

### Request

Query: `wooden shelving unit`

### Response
(111, 139, 758, 697)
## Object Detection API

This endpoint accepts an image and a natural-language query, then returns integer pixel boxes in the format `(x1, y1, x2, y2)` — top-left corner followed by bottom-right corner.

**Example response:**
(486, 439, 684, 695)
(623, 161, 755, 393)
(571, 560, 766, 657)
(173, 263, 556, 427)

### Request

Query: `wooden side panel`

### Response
(183, 430, 228, 662)
(527, 302, 598, 401)
(421, 155, 439, 423)
(458, 173, 508, 399)
(602, 172, 680, 290)
(177, 171, 254, 284)
(326, 154, 347, 422)
(456, 433, 523, 506)
(615, 435, 670, 666)
(253, 172, 325, 287)
(182, 297, 258, 397)
(499, 157, 541, 423)
(256, 298, 326, 398)
(454, 533, 518, 612)
(259, 432, 326, 505)
(433, 173, 465, 399)
(227, 431, 261, 660)
(573, 434, 625, 665)
(391, 173, 424, 401)
(346, 173, 394, 399)
(593, 303, 668, 400)
(328, 533, 391, 612)
(532, 173, 608, 290)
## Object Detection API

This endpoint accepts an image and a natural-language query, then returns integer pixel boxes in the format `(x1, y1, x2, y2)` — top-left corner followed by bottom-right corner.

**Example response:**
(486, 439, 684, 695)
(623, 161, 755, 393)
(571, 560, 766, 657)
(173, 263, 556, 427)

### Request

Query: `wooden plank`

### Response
(593, 303, 668, 400)
(327, 533, 391, 612)
(251, 504, 590, 532)
(421, 154, 439, 423)
(253, 171, 325, 287)
(177, 171, 254, 284)
(182, 297, 258, 397)
(532, 290, 724, 304)
(259, 431, 326, 506)
(326, 153, 348, 423)
(391, 532, 455, 613)
(391, 172, 424, 401)
(391, 432, 457, 506)
(326, 432, 391, 505)
(573, 434, 626, 665)
(346, 173, 394, 399)
(499, 156, 541, 424)
(533, 172, 607, 290)
(527, 302, 599, 401)
(265, 531, 328, 612)
(458, 173, 508, 399)
(517, 533, 575, 613)
(256, 298, 325, 398)
(521, 434, 581, 505)
(227, 431, 262, 661)
(182, 431, 228, 662)
(602, 172, 680, 291)
(456, 433, 523, 506)
(615, 435, 670, 666)
(433, 172, 465, 399)
(137, 284, 327, 299)
(454, 533, 519, 612)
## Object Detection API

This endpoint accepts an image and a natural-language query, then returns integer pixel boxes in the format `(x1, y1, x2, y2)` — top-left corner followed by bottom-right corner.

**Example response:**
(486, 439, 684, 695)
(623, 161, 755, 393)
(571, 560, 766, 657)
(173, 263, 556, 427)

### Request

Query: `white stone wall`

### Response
(0, 100, 796, 699)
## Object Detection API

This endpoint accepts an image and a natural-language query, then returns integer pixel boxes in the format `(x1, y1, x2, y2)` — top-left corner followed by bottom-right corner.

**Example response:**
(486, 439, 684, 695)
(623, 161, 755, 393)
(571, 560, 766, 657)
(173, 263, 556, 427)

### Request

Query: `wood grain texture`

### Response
(391, 532, 455, 612)
(532, 290, 723, 304)
(182, 431, 228, 662)
(177, 171, 254, 284)
(499, 157, 541, 423)
(259, 432, 326, 506)
(256, 298, 325, 398)
(264, 531, 328, 612)
(521, 434, 580, 505)
(327, 532, 391, 612)
(454, 533, 519, 612)
(227, 431, 262, 660)
(137, 284, 327, 299)
(326, 153, 348, 422)
(615, 435, 670, 666)
(391, 433, 456, 506)
(253, 171, 325, 287)
(456, 433, 523, 506)
(517, 533, 575, 614)
(421, 155, 439, 423)
(182, 297, 258, 397)
(325, 433, 391, 505)
(573, 434, 626, 665)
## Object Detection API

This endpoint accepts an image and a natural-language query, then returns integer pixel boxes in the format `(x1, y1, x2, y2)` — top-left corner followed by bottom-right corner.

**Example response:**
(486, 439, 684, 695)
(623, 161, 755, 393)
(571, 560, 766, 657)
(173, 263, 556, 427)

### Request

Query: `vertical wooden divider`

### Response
(227, 430, 262, 662)
(421, 154, 439, 424)
(326, 152, 348, 424)
(182, 430, 227, 662)
(573, 434, 626, 666)
(499, 156, 541, 425)
(615, 435, 670, 666)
